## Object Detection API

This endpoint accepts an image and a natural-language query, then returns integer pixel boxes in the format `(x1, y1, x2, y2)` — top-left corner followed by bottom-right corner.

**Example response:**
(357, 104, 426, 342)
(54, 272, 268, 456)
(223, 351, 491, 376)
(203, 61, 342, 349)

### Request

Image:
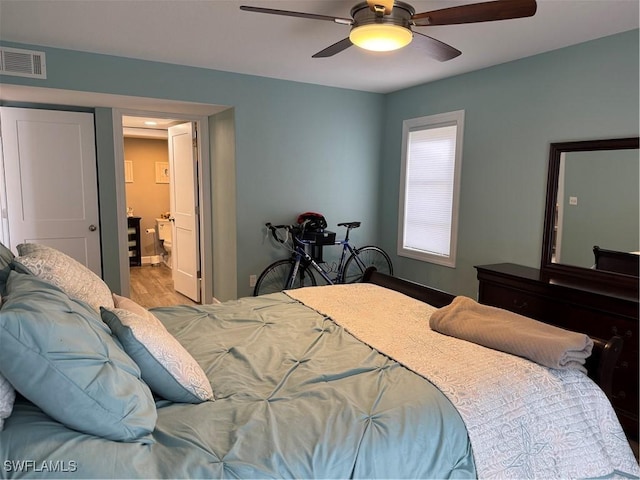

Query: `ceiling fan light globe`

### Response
(349, 24, 412, 52)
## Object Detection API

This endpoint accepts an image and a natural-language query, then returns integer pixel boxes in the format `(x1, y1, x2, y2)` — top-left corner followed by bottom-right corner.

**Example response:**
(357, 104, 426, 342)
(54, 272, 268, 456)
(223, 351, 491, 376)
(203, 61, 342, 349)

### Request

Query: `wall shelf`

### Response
(127, 216, 142, 266)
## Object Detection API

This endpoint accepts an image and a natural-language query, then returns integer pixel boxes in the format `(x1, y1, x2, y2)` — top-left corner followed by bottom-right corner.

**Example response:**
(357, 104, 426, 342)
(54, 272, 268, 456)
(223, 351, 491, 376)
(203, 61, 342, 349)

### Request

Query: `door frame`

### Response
(0, 84, 235, 302)
(112, 108, 213, 304)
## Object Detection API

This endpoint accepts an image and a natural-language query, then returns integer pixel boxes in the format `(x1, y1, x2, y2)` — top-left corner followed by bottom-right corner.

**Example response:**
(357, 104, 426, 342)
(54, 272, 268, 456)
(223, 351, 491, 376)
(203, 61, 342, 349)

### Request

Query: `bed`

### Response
(0, 243, 638, 479)
(593, 245, 640, 276)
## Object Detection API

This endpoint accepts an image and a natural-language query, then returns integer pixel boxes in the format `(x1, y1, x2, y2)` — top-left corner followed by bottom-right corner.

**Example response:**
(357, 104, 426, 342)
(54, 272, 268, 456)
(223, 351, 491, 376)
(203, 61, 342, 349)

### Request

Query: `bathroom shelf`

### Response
(127, 216, 142, 266)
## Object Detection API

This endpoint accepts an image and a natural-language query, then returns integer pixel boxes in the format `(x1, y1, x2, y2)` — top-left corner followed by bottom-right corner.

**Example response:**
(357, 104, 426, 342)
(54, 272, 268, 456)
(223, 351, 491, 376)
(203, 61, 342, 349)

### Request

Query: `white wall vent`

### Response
(0, 47, 47, 79)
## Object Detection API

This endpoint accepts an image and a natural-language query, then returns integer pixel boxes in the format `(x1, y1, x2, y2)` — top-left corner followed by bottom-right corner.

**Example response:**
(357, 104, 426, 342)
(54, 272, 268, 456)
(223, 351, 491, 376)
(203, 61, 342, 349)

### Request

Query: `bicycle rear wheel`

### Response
(343, 246, 393, 284)
(253, 259, 317, 296)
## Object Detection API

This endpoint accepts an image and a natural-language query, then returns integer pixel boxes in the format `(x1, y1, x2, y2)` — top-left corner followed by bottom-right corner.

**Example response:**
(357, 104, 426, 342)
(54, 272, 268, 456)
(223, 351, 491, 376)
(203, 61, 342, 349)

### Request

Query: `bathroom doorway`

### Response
(121, 114, 201, 308)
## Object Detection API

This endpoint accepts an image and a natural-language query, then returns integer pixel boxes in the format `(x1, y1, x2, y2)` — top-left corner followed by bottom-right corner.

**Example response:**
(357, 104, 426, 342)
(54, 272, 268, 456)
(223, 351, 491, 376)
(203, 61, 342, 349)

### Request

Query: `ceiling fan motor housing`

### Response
(350, 1, 415, 29)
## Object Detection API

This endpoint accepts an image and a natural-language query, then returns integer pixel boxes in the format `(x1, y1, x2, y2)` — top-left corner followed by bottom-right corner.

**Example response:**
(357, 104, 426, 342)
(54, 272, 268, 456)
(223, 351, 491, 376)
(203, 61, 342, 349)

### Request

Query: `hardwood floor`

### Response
(129, 264, 198, 308)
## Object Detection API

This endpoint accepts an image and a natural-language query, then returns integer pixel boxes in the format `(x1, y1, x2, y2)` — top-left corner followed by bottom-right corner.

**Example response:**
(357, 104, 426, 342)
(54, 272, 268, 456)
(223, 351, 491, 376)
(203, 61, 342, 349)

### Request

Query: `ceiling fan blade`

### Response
(412, 32, 462, 62)
(312, 38, 354, 58)
(240, 5, 352, 25)
(366, 0, 394, 15)
(412, 0, 537, 26)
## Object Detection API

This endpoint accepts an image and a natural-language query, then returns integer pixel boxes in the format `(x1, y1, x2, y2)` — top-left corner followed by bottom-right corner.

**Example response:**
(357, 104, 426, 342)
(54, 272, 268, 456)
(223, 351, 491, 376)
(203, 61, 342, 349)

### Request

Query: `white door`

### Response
(0, 107, 101, 274)
(168, 122, 200, 302)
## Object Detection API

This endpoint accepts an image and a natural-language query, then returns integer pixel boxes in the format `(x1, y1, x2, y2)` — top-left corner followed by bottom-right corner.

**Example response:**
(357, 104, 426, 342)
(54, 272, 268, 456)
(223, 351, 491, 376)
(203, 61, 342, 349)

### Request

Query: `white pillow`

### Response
(16, 243, 114, 313)
(1, 260, 15, 431)
(0, 373, 16, 431)
(102, 295, 213, 403)
(113, 293, 155, 318)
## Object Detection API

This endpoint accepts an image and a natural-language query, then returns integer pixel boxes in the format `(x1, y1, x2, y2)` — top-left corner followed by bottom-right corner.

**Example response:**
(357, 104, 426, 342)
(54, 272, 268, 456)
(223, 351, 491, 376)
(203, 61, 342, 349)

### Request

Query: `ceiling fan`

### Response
(240, 0, 537, 61)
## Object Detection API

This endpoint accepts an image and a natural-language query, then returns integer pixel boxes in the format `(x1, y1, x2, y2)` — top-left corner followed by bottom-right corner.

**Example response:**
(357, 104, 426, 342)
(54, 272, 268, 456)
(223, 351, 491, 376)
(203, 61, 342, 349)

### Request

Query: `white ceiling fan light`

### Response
(349, 1, 414, 52)
(349, 24, 413, 51)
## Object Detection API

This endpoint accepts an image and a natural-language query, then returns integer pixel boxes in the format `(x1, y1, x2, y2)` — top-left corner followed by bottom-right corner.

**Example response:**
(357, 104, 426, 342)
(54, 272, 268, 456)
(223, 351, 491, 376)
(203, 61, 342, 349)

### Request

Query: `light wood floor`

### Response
(129, 264, 198, 308)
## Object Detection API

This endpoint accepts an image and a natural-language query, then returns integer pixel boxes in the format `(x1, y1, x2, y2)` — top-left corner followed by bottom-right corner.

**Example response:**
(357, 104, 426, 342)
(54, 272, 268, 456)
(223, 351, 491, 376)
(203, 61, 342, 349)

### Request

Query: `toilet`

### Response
(156, 218, 173, 268)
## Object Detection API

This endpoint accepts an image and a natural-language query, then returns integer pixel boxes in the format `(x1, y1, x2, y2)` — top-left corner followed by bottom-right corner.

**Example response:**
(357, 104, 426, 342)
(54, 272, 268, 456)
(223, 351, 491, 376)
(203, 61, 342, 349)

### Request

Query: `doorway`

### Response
(0, 85, 233, 303)
(121, 114, 204, 307)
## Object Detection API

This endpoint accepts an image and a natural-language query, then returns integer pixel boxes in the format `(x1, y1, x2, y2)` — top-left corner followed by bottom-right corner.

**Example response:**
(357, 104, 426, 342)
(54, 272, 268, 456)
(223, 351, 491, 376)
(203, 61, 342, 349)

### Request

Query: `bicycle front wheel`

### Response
(343, 246, 393, 284)
(253, 259, 317, 296)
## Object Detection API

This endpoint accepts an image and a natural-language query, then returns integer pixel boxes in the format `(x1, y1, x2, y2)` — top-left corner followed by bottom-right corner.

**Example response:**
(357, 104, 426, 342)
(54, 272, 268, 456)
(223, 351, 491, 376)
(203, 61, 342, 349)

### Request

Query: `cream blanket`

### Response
(430, 295, 593, 372)
(286, 284, 639, 479)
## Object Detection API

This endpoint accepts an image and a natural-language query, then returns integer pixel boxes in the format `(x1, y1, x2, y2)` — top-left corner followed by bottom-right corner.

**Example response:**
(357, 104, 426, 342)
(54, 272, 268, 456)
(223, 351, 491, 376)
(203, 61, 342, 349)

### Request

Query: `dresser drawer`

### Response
(479, 281, 555, 321)
(613, 357, 639, 412)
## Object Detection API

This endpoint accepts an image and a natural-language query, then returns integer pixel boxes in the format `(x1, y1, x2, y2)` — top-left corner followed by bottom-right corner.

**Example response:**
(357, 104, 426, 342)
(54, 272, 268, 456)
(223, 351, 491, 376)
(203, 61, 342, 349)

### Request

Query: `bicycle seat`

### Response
(337, 222, 361, 229)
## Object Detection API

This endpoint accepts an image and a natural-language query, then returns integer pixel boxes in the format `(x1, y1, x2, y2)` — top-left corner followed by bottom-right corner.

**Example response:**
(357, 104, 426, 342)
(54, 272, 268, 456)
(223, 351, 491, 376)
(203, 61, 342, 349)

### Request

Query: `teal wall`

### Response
(209, 107, 238, 301)
(94, 107, 122, 292)
(0, 41, 384, 298)
(1, 29, 638, 299)
(380, 29, 639, 297)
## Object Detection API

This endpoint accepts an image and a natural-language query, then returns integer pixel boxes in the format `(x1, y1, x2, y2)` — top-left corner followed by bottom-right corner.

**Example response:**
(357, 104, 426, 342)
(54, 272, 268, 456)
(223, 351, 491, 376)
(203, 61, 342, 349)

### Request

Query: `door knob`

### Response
(89, 224, 97, 231)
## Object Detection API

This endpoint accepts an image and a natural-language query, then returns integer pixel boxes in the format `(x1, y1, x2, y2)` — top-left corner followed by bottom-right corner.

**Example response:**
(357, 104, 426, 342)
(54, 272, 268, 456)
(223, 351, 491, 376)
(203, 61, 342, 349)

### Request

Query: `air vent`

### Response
(0, 47, 47, 79)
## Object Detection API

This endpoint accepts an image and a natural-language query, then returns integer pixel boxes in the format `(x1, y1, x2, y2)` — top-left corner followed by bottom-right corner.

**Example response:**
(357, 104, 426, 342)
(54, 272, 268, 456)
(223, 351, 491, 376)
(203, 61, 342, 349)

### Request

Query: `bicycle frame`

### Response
(263, 222, 379, 292)
(288, 232, 366, 288)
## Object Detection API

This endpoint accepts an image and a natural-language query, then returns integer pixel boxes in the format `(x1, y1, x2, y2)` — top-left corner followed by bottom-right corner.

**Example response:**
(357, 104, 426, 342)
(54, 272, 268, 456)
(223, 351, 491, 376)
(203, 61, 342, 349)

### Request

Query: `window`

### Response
(397, 110, 464, 267)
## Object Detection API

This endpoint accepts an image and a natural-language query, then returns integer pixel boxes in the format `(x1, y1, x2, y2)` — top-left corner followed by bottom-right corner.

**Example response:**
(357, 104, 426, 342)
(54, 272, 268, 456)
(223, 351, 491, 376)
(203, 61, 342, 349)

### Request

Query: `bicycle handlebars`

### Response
(265, 222, 299, 244)
(265, 221, 360, 245)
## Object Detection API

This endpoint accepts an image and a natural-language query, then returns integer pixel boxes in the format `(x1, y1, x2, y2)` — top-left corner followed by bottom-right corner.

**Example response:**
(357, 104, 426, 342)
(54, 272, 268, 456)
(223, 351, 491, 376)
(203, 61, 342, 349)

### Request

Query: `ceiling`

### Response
(122, 115, 185, 136)
(0, 0, 638, 93)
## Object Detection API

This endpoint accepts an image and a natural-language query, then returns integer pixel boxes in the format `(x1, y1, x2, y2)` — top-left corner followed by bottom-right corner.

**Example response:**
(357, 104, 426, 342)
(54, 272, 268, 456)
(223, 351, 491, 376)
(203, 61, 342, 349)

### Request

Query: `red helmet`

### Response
(296, 212, 327, 231)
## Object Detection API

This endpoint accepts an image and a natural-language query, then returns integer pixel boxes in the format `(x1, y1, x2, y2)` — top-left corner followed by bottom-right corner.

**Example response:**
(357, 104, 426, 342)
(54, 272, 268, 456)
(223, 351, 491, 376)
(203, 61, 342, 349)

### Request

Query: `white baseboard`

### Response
(141, 255, 163, 265)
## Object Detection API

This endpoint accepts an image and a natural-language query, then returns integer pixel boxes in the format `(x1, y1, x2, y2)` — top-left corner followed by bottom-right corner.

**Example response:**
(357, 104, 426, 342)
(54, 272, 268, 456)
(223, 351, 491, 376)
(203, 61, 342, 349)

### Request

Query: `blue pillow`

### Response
(0, 270, 157, 442)
(0, 265, 10, 289)
(0, 242, 14, 270)
(101, 303, 214, 404)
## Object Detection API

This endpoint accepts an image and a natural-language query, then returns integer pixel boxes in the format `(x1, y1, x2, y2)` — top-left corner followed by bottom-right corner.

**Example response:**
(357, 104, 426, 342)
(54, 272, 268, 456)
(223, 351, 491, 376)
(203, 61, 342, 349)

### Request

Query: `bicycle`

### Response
(253, 221, 393, 296)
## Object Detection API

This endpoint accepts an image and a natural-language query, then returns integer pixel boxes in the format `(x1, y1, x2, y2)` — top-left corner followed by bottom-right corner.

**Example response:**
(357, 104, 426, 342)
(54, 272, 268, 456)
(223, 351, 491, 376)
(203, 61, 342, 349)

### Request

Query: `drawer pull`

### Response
(612, 326, 633, 338)
(512, 299, 528, 310)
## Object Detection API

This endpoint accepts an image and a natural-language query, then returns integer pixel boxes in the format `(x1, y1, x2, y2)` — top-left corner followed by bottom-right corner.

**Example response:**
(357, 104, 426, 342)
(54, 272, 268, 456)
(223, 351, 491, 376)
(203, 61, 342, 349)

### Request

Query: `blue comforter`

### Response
(0, 293, 475, 479)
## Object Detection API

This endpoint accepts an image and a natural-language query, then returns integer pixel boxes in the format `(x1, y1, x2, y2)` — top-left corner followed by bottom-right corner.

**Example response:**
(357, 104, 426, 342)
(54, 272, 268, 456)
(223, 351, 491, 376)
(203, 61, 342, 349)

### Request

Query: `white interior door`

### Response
(168, 122, 200, 302)
(0, 107, 101, 274)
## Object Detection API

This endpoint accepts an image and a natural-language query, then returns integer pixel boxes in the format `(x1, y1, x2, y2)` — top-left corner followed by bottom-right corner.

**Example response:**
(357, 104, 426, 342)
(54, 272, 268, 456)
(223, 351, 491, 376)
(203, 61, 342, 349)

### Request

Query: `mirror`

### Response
(541, 137, 639, 291)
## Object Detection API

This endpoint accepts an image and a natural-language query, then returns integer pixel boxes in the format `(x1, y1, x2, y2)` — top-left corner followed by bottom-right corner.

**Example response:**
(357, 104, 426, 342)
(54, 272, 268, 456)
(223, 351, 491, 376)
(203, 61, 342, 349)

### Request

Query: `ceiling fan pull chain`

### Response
(372, 4, 386, 17)
(367, 0, 395, 15)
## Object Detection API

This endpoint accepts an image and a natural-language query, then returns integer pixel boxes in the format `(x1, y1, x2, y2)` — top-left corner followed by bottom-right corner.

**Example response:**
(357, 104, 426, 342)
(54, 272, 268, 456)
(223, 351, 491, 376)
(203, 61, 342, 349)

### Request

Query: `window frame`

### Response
(397, 110, 465, 268)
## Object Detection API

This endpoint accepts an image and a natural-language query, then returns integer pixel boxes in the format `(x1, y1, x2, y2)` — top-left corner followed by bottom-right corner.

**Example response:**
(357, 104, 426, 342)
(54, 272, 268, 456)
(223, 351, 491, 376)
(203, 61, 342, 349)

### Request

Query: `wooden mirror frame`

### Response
(540, 137, 640, 295)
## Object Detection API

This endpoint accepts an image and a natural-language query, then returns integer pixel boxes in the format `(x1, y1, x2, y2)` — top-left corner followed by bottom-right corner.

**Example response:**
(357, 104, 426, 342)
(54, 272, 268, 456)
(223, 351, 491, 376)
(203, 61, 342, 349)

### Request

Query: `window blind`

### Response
(404, 124, 457, 257)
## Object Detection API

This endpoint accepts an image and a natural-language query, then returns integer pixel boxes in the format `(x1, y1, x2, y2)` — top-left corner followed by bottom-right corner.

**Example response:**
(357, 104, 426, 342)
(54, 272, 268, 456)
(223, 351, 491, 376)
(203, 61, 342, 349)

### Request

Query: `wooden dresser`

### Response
(476, 263, 639, 442)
